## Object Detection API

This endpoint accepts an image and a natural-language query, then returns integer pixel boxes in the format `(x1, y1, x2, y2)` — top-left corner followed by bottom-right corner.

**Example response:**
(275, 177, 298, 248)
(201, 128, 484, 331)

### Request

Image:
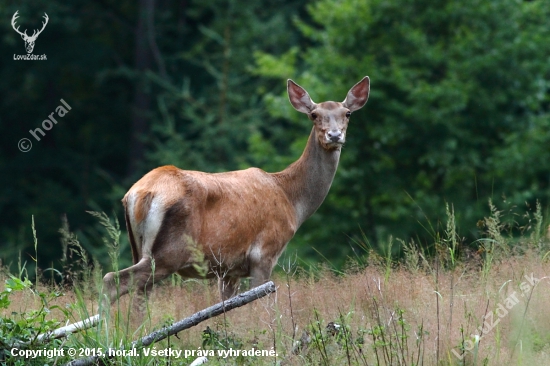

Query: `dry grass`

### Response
(2, 202, 550, 365)
(152, 252, 550, 365)
(4, 249, 548, 365)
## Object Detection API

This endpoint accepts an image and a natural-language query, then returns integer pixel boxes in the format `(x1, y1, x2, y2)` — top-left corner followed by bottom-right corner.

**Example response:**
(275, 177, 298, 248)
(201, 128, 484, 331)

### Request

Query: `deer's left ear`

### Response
(342, 76, 370, 112)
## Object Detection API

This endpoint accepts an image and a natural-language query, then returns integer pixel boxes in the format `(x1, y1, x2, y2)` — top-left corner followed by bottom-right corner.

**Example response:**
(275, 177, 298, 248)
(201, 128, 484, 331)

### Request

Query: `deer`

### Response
(11, 11, 49, 54)
(102, 76, 370, 312)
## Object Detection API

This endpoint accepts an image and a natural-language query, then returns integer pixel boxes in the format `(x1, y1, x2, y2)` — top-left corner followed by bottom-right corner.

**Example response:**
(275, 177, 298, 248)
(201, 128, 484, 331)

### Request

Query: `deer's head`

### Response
(11, 11, 49, 54)
(287, 77, 370, 150)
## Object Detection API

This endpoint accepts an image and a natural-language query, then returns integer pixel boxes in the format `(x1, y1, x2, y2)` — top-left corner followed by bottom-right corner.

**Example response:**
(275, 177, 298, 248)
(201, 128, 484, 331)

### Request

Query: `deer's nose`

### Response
(327, 130, 342, 143)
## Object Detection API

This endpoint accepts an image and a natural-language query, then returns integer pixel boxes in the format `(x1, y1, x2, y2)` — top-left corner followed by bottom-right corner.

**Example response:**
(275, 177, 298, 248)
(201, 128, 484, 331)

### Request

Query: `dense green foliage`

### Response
(253, 0, 550, 261)
(0, 0, 549, 273)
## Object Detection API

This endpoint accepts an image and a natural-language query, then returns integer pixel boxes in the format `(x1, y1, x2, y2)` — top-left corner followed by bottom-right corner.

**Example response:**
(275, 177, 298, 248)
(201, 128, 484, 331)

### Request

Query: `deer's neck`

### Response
(274, 128, 341, 228)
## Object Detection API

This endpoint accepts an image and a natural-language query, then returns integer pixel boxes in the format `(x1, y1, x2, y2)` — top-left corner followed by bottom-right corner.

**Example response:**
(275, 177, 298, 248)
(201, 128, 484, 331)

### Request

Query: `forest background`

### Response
(0, 0, 549, 274)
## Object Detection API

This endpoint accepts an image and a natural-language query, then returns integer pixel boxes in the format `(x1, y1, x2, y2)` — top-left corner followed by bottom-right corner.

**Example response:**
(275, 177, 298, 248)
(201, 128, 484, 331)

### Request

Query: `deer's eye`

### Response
(345, 111, 351, 118)
(310, 112, 318, 120)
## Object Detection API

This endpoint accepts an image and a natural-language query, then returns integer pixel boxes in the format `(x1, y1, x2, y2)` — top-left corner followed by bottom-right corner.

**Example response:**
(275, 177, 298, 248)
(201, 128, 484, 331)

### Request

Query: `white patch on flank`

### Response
(248, 242, 263, 264)
(126, 192, 136, 220)
(141, 197, 164, 258)
(125, 192, 139, 242)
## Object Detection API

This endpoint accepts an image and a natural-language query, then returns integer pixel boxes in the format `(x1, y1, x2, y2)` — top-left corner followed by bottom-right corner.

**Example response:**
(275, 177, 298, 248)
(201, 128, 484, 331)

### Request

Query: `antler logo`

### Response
(11, 11, 49, 54)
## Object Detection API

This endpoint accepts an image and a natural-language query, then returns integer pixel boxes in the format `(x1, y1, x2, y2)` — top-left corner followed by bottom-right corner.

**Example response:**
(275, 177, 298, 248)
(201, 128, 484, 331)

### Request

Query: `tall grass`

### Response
(0, 201, 549, 365)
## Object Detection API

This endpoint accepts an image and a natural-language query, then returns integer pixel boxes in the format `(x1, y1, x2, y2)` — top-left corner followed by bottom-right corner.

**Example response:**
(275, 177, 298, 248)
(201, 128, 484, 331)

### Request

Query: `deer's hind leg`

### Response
(218, 276, 241, 300)
(102, 257, 172, 313)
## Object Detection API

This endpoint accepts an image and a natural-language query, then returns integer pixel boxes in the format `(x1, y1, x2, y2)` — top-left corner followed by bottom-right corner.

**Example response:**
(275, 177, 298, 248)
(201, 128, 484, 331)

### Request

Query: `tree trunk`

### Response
(127, 0, 154, 177)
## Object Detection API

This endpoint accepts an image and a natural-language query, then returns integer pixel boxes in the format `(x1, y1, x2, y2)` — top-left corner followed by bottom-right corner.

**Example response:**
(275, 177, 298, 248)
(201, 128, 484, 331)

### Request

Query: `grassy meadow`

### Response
(1, 203, 550, 366)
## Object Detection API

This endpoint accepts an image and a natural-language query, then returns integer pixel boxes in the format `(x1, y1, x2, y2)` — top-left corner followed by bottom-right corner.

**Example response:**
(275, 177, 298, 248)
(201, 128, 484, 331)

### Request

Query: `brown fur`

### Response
(133, 191, 153, 225)
(102, 77, 370, 311)
(317, 101, 341, 110)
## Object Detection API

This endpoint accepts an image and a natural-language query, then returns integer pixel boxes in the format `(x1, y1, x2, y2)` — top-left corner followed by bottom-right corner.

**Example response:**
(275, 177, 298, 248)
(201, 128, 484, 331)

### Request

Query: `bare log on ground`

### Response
(8, 314, 101, 349)
(64, 281, 276, 366)
(39, 314, 101, 343)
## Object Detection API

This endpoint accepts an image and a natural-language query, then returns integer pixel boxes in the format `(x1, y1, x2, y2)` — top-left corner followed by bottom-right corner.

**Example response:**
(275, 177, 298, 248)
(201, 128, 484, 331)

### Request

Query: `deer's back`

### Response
(123, 165, 298, 274)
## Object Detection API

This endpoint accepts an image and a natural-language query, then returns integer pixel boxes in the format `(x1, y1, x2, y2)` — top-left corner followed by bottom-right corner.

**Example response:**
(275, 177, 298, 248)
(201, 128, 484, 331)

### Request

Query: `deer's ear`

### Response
(342, 76, 370, 112)
(287, 79, 316, 114)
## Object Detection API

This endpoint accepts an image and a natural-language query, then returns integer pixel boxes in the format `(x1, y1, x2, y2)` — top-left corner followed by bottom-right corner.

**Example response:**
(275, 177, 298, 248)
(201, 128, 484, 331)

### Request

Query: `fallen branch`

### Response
(8, 315, 101, 349)
(64, 281, 276, 366)
(39, 314, 100, 343)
